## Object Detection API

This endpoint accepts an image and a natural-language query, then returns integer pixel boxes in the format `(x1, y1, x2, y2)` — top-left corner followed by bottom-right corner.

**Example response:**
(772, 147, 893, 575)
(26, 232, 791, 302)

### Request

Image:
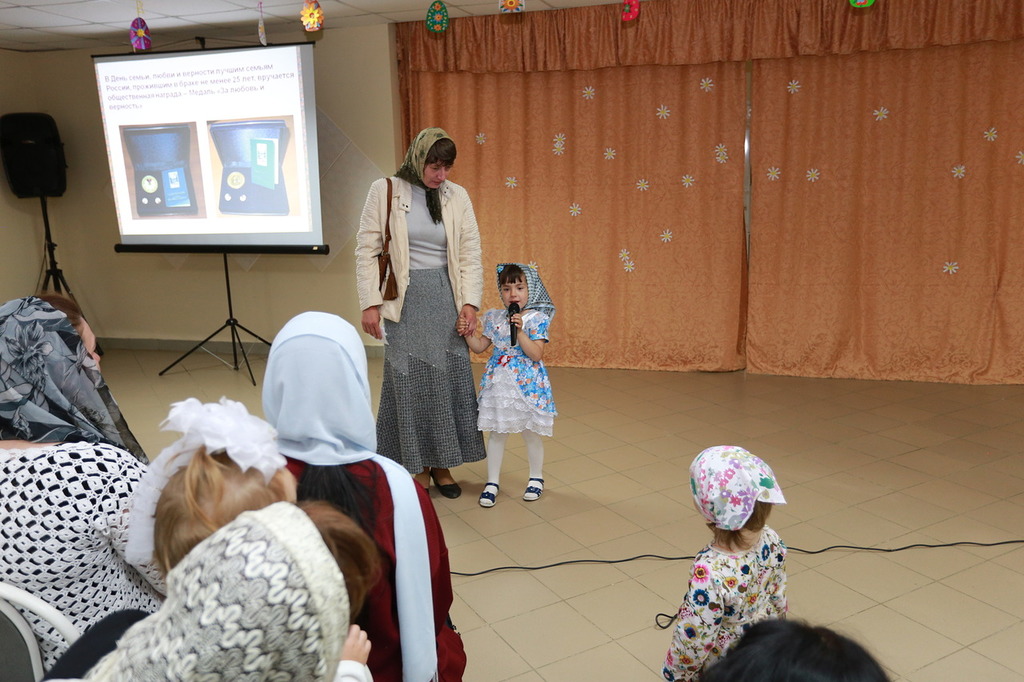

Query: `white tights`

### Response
(486, 430, 544, 485)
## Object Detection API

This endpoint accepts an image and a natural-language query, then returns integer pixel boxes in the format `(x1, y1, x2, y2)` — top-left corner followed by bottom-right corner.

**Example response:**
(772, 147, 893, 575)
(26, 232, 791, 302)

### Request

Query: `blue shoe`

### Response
(479, 482, 499, 508)
(523, 478, 544, 501)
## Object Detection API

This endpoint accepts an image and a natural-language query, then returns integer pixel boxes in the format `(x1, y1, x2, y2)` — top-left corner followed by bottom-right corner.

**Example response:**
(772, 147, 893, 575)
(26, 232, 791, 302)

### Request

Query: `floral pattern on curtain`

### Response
(747, 40, 1024, 383)
(395, 0, 1024, 381)
(407, 64, 748, 371)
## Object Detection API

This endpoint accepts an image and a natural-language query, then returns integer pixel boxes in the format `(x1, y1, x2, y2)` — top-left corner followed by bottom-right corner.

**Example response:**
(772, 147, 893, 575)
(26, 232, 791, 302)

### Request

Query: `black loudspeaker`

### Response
(210, 119, 290, 216)
(0, 113, 67, 198)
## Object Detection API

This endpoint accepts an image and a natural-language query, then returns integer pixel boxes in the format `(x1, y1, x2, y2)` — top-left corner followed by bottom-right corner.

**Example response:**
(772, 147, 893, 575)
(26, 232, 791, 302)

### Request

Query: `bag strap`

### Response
(382, 177, 393, 255)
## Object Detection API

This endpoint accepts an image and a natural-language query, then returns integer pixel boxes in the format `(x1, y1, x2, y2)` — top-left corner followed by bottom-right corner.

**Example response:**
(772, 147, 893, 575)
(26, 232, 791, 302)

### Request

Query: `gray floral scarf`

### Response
(0, 296, 145, 460)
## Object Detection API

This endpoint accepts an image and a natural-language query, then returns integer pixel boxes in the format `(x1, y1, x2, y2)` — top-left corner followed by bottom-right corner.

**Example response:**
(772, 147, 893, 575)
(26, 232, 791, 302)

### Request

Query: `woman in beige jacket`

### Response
(355, 127, 485, 498)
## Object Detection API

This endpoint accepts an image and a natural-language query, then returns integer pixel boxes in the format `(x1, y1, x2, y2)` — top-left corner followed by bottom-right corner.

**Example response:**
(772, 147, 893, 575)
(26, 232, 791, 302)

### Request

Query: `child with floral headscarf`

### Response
(663, 446, 788, 681)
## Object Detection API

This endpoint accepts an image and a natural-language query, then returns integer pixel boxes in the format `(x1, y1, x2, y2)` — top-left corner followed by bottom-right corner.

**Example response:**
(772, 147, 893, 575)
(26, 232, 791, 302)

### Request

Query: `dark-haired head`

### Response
(700, 619, 888, 682)
(295, 463, 377, 535)
(425, 137, 457, 167)
(298, 499, 381, 621)
(498, 263, 526, 287)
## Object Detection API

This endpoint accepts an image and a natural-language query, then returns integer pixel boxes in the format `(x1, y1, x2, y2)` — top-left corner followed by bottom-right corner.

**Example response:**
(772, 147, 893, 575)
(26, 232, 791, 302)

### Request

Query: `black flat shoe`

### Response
(431, 473, 462, 499)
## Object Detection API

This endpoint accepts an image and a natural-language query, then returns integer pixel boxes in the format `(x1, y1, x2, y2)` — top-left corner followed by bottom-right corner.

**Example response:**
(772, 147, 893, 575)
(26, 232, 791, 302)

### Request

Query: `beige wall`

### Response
(0, 24, 400, 347)
(0, 50, 44, 295)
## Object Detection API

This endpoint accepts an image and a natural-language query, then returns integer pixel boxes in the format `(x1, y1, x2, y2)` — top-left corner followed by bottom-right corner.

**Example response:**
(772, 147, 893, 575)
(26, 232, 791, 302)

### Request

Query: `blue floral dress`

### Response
(663, 527, 788, 681)
(477, 308, 556, 436)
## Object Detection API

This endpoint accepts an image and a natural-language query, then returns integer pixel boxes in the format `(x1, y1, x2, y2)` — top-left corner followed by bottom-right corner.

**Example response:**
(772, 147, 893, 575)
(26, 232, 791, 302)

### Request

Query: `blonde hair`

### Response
(154, 448, 292, 574)
(298, 500, 381, 621)
(708, 501, 773, 552)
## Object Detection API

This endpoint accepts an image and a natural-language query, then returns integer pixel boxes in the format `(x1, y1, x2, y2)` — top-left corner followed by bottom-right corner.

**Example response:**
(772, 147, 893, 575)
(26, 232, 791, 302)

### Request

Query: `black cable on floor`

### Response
(449, 538, 1024, 629)
(451, 538, 1024, 578)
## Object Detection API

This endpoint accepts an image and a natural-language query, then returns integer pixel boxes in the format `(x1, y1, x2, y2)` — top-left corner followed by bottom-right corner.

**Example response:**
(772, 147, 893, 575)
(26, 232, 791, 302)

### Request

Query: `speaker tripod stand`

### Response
(39, 196, 73, 294)
(159, 253, 271, 386)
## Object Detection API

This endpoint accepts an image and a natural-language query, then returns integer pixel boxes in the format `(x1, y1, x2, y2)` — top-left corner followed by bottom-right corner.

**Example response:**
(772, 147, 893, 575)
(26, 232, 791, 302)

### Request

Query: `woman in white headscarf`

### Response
(263, 312, 466, 682)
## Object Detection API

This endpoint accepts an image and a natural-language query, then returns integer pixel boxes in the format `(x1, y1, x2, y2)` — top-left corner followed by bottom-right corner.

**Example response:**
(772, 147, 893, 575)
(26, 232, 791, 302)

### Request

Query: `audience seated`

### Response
(48, 399, 380, 681)
(0, 295, 162, 668)
(263, 311, 467, 682)
(48, 503, 376, 682)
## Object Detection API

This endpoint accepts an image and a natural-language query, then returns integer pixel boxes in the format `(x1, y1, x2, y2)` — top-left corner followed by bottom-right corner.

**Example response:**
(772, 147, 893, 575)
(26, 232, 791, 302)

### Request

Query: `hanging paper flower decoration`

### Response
(258, 1, 267, 46)
(301, 0, 324, 31)
(427, 1, 449, 33)
(621, 0, 640, 21)
(500, 0, 524, 12)
(130, 17, 151, 50)
(850, 0, 875, 5)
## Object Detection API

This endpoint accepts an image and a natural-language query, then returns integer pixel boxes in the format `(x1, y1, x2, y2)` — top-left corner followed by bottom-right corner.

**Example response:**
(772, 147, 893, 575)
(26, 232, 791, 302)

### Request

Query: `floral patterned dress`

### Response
(663, 526, 787, 681)
(477, 308, 556, 436)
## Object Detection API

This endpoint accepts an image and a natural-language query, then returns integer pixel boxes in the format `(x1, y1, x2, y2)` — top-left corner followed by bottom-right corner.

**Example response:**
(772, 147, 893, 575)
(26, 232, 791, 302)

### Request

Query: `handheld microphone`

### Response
(508, 302, 520, 346)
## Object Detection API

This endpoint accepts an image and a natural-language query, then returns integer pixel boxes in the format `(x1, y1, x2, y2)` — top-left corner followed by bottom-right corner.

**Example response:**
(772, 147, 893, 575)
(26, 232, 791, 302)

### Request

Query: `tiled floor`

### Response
(102, 345, 1024, 681)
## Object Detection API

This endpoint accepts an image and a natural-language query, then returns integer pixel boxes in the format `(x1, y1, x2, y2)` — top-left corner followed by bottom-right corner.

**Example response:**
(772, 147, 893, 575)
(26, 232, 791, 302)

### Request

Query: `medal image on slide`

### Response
(208, 117, 294, 216)
(121, 123, 204, 218)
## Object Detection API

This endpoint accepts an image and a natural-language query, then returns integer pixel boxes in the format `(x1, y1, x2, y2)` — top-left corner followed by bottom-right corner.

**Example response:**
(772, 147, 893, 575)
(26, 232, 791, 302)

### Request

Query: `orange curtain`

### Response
(747, 40, 1024, 383)
(395, 0, 1024, 381)
(398, 0, 1024, 77)
(407, 64, 747, 371)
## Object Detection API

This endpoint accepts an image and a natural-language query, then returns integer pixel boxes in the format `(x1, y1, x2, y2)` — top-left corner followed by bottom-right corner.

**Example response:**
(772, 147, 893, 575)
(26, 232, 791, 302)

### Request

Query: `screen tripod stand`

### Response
(159, 253, 271, 386)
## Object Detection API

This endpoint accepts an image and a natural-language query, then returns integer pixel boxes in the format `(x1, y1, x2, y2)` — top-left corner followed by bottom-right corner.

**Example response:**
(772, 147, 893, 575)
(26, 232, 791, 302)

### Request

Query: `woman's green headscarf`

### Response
(395, 127, 453, 224)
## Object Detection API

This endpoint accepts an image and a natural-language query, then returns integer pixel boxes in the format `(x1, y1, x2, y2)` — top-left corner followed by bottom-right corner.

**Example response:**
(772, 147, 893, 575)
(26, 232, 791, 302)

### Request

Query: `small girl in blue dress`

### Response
(462, 263, 556, 507)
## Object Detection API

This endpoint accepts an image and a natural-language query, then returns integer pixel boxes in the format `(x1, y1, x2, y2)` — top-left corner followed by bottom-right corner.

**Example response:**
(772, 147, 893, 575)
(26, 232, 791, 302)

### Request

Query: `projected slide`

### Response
(94, 44, 324, 252)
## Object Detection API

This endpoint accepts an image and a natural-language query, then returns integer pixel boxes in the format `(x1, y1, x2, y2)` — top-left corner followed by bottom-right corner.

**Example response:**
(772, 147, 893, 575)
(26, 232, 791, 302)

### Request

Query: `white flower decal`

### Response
(656, 105, 671, 119)
(943, 261, 959, 275)
(618, 249, 631, 261)
(787, 80, 801, 94)
(475, 132, 486, 145)
(951, 164, 966, 179)
(983, 127, 998, 142)
(569, 202, 582, 216)
(528, 261, 538, 271)
(636, 179, 650, 191)
(1017, 151, 1024, 165)
(715, 144, 729, 164)
(873, 107, 889, 121)
(806, 169, 820, 182)
(604, 148, 617, 160)
(623, 260, 636, 272)
(681, 174, 696, 187)
(766, 167, 781, 181)
(581, 86, 596, 100)
(552, 133, 567, 156)
(504, 176, 518, 188)
(660, 230, 673, 243)
(699, 77, 714, 93)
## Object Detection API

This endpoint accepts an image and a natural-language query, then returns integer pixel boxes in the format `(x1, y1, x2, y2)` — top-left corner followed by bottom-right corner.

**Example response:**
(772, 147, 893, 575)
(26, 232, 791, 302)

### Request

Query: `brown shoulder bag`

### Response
(377, 178, 399, 301)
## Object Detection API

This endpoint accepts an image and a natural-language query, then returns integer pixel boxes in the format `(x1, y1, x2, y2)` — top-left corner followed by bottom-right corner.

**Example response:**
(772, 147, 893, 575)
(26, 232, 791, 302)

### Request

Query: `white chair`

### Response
(0, 582, 80, 682)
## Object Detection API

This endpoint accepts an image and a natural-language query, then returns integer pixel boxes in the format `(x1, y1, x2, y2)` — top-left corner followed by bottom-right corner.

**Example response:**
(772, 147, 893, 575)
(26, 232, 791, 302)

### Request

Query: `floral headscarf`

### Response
(0, 296, 144, 459)
(690, 445, 786, 531)
(395, 126, 453, 224)
(496, 262, 556, 320)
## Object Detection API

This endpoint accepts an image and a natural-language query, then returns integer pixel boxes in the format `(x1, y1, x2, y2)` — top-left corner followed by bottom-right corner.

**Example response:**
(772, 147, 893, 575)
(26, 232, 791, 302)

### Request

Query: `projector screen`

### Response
(93, 43, 326, 254)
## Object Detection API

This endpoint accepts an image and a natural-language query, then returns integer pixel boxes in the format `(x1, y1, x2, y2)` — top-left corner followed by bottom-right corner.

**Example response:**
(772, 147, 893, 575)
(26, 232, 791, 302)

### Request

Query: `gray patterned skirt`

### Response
(377, 268, 486, 473)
